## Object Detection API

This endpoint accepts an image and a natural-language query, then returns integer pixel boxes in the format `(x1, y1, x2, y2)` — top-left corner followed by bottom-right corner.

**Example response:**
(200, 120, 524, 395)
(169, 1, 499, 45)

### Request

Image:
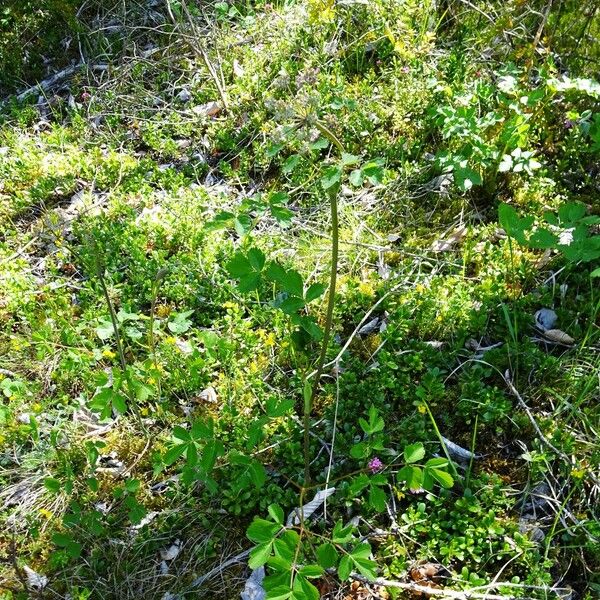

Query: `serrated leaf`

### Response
(268, 504, 284, 525)
(279, 296, 306, 314)
(341, 153, 360, 166)
(249, 541, 273, 569)
(429, 468, 454, 488)
(293, 575, 320, 600)
(348, 169, 363, 186)
(265, 586, 292, 600)
(281, 270, 304, 297)
(321, 165, 342, 190)
(404, 442, 425, 464)
(226, 252, 252, 277)
(332, 520, 354, 544)
(338, 555, 352, 580)
(317, 543, 338, 569)
(559, 202, 586, 223)
(369, 483, 387, 512)
(298, 565, 324, 578)
(112, 393, 127, 415)
(247, 518, 280, 543)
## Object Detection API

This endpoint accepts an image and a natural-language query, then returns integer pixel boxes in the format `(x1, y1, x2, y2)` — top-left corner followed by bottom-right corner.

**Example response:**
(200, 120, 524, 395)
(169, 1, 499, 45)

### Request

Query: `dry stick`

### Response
(165, 0, 229, 112)
(533, 0, 554, 51)
(349, 573, 549, 600)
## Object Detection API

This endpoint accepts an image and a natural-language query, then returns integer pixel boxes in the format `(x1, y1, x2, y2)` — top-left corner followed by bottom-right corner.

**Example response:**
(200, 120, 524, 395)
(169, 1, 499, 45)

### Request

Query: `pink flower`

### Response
(81, 92, 91, 102)
(368, 457, 384, 473)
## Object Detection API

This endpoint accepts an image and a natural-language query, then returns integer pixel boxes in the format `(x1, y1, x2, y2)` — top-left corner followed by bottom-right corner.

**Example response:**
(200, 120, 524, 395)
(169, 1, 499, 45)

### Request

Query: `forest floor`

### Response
(0, 1, 599, 599)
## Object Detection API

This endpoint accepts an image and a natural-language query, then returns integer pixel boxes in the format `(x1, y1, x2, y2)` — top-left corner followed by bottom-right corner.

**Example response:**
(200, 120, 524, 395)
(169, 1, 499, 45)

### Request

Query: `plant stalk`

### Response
(303, 184, 339, 486)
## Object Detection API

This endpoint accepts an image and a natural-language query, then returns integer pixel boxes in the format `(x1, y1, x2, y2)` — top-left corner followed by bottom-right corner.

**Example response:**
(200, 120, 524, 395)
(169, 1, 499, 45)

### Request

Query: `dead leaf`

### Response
(233, 59, 245, 78)
(191, 101, 221, 117)
(542, 329, 575, 345)
(431, 226, 468, 252)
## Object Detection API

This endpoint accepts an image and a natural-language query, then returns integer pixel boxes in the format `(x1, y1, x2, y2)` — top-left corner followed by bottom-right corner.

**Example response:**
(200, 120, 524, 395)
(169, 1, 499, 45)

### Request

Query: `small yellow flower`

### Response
(571, 467, 586, 479)
(102, 349, 116, 360)
(32, 402, 43, 413)
(358, 281, 375, 297)
(417, 404, 427, 414)
(415, 283, 425, 294)
(165, 336, 177, 345)
(39, 508, 53, 519)
(264, 333, 276, 348)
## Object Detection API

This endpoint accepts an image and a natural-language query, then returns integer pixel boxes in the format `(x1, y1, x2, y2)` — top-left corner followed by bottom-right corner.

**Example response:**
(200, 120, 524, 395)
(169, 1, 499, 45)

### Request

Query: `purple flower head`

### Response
(564, 119, 575, 129)
(368, 457, 384, 473)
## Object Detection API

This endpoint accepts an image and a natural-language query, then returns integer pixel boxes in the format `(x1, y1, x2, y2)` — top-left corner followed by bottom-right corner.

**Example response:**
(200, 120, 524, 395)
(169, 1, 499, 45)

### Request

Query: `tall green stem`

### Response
(303, 184, 339, 486)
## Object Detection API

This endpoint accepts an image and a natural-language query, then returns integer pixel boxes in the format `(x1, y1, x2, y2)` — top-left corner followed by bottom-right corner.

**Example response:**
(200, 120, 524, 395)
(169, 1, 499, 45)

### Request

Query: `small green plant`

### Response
(499, 201, 600, 264)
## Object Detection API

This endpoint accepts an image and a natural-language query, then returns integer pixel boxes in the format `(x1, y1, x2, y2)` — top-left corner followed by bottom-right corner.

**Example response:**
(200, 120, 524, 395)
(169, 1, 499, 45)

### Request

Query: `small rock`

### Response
(534, 308, 558, 331)
(24, 565, 48, 590)
(160, 539, 182, 561)
(177, 88, 191, 103)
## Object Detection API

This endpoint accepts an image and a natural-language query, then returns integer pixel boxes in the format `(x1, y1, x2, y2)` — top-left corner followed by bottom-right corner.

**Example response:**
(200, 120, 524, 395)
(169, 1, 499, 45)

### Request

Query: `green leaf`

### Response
(368, 483, 387, 512)
(338, 555, 352, 581)
(167, 310, 194, 334)
(265, 586, 292, 600)
(332, 520, 354, 544)
(321, 165, 342, 190)
(310, 137, 329, 150)
(249, 541, 273, 569)
(247, 518, 280, 543)
(398, 465, 423, 490)
(124, 478, 140, 493)
(268, 504, 284, 525)
(317, 543, 338, 569)
(350, 442, 369, 459)
(298, 565, 324, 578)
(270, 204, 294, 226)
(293, 575, 320, 600)
(282, 154, 300, 173)
(425, 457, 448, 468)
(44, 478, 61, 493)
(164, 443, 187, 465)
(281, 270, 304, 297)
(248, 248, 266, 271)
(226, 252, 252, 277)
(267, 143, 284, 157)
(305, 283, 325, 303)
(341, 153, 360, 166)
(591, 268, 600, 278)
(348, 473, 370, 496)
(279, 296, 306, 315)
(559, 202, 586, 223)
(112, 393, 127, 415)
(528, 228, 557, 249)
(430, 468, 454, 489)
(404, 442, 425, 464)
(249, 461, 267, 488)
(273, 530, 298, 563)
(95, 318, 115, 340)
(239, 272, 262, 292)
(173, 425, 191, 441)
(348, 169, 363, 187)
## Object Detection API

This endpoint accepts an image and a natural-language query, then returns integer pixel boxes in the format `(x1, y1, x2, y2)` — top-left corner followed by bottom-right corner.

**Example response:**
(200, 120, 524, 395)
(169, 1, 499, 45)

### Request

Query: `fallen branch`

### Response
(350, 573, 567, 600)
(13, 63, 83, 103)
